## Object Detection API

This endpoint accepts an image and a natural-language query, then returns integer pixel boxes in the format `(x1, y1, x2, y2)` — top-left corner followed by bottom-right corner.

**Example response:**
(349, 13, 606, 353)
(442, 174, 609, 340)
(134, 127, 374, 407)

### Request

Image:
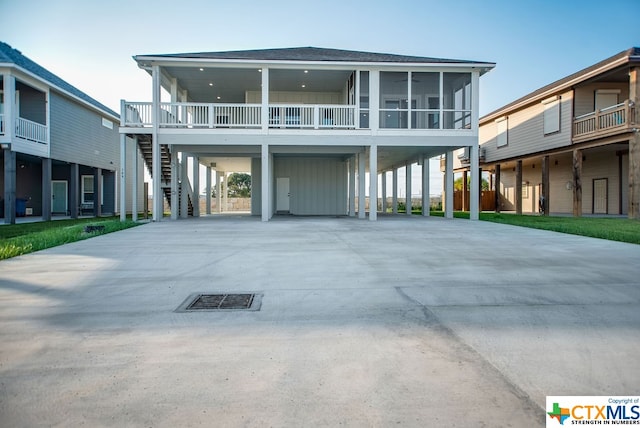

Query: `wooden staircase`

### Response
(137, 135, 193, 216)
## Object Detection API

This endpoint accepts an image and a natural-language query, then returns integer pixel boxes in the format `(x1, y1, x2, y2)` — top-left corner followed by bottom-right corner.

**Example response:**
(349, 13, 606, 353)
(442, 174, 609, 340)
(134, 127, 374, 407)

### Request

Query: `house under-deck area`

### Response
(119, 47, 495, 221)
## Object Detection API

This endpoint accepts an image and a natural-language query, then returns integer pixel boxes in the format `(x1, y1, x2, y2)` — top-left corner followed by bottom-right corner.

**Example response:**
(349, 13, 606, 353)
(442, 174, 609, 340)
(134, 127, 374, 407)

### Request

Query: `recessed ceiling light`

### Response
(209, 83, 213, 86)
(301, 84, 306, 88)
(216, 96, 221, 100)
(199, 68, 204, 71)
(304, 70, 308, 73)
(258, 69, 262, 72)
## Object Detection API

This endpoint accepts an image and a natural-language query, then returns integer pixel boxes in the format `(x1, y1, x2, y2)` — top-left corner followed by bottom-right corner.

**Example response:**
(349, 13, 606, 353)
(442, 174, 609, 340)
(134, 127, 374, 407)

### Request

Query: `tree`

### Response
(454, 176, 489, 191)
(227, 173, 251, 197)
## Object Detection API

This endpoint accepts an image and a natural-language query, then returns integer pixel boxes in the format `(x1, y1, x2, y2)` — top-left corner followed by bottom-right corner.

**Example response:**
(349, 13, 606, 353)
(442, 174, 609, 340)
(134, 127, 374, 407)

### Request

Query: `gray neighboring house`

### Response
(0, 42, 143, 224)
(120, 47, 494, 221)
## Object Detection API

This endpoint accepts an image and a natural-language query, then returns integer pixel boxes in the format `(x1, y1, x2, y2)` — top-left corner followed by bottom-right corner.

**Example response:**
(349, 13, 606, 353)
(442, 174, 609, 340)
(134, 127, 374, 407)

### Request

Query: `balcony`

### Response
(122, 102, 357, 130)
(0, 115, 48, 144)
(573, 100, 634, 143)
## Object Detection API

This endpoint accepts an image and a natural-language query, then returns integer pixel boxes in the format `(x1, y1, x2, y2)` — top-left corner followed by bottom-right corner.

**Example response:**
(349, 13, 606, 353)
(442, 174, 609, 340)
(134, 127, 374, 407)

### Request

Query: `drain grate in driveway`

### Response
(176, 293, 262, 312)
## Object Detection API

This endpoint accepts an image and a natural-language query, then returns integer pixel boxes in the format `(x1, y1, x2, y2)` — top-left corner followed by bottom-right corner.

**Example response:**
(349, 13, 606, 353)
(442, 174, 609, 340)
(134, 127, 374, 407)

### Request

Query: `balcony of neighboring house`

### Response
(0, 78, 49, 152)
(573, 99, 635, 143)
(121, 67, 475, 134)
(572, 71, 636, 144)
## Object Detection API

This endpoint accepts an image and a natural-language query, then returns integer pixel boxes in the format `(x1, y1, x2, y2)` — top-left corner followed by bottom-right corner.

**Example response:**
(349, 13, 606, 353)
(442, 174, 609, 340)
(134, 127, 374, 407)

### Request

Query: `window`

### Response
(102, 118, 113, 129)
(443, 73, 472, 129)
(81, 175, 94, 204)
(542, 96, 560, 135)
(380, 72, 408, 128)
(411, 72, 440, 129)
(496, 117, 508, 147)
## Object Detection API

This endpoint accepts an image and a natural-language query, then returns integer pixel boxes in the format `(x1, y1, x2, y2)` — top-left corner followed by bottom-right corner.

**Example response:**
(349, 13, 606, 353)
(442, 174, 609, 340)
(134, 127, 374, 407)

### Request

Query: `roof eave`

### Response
(481, 51, 635, 124)
(134, 55, 495, 71)
(2, 62, 119, 121)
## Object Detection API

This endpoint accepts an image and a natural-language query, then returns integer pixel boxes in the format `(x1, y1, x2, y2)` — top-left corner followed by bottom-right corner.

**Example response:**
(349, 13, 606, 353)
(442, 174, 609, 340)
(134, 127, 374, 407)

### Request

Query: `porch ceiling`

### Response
(163, 66, 352, 103)
(189, 144, 456, 174)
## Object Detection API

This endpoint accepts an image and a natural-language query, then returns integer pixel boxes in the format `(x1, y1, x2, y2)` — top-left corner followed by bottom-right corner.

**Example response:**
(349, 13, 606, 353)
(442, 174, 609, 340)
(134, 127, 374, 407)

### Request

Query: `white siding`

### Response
(273, 157, 347, 215)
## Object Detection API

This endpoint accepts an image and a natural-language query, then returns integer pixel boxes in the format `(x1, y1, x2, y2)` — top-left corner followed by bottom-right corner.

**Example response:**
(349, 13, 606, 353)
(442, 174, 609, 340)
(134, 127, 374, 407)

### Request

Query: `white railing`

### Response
(124, 102, 153, 127)
(268, 105, 356, 129)
(0, 114, 4, 135)
(123, 102, 359, 130)
(16, 117, 48, 144)
(574, 101, 630, 138)
(159, 103, 262, 128)
(318, 105, 356, 128)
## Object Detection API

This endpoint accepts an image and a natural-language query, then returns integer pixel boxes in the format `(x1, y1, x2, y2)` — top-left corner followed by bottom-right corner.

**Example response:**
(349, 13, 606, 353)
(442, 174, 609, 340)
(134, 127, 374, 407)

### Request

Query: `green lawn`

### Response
(429, 210, 640, 245)
(0, 217, 142, 260)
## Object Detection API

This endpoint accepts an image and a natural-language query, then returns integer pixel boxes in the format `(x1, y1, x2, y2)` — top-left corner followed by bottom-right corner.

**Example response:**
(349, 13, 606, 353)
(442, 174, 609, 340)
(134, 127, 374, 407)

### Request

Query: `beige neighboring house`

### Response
(459, 47, 639, 218)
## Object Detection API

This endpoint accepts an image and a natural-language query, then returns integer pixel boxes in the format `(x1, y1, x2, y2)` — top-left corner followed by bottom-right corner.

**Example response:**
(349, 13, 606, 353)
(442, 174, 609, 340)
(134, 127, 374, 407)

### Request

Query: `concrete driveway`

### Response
(1, 215, 639, 427)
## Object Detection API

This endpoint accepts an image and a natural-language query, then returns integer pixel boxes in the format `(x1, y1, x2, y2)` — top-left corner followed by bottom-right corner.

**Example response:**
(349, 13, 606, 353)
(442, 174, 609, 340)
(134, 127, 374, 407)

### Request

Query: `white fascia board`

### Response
(480, 56, 630, 125)
(134, 55, 494, 73)
(2, 63, 119, 122)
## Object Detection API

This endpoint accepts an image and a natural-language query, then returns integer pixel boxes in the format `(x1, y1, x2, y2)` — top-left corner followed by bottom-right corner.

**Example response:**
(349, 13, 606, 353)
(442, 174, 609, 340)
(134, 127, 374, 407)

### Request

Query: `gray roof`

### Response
(481, 47, 640, 122)
(0, 42, 118, 118)
(138, 46, 493, 66)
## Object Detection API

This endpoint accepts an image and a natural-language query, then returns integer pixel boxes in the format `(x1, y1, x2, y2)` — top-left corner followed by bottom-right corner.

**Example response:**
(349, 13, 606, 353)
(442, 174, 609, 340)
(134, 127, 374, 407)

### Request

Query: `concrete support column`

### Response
(445, 151, 454, 219)
(629, 67, 640, 219)
(392, 168, 398, 214)
(180, 153, 188, 219)
(3, 148, 16, 224)
(206, 166, 212, 215)
(541, 155, 550, 216)
(358, 153, 366, 219)
(348, 156, 356, 216)
(151, 65, 162, 222)
(69, 163, 78, 219)
(494, 164, 501, 213)
(192, 156, 200, 217)
(170, 149, 179, 220)
(42, 158, 52, 221)
(261, 143, 270, 221)
(369, 145, 377, 221)
(515, 160, 523, 215)
(381, 171, 387, 214)
(422, 155, 430, 217)
(222, 171, 228, 212)
(132, 137, 138, 222)
(119, 134, 126, 221)
(462, 170, 468, 212)
(405, 162, 412, 216)
(216, 171, 222, 213)
(470, 145, 480, 220)
(573, 149, 583, 217)
(94, 168, 102, 217)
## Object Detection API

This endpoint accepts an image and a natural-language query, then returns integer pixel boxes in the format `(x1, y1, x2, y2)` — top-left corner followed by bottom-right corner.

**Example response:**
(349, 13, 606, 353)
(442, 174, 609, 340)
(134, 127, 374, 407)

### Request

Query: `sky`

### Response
(1, 0, 638, 196)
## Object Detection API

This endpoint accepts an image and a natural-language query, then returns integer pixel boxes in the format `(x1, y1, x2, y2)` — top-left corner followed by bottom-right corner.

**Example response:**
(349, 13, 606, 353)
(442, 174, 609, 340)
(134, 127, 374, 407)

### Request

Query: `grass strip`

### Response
(0, 218, 141, 260)
(429, 211, 640, 245)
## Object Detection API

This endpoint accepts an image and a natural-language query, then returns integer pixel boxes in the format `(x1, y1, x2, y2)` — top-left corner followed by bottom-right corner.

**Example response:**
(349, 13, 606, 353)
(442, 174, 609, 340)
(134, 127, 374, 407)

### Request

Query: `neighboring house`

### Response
(0, 42, 144, 224)
(119, 47, 494, 221)
(468, 47, 639, 218)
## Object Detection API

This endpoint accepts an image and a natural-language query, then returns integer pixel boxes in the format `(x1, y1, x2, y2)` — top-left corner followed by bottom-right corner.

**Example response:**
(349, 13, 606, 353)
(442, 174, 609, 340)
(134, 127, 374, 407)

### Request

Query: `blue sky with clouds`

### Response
(1, 0, 637, 195)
